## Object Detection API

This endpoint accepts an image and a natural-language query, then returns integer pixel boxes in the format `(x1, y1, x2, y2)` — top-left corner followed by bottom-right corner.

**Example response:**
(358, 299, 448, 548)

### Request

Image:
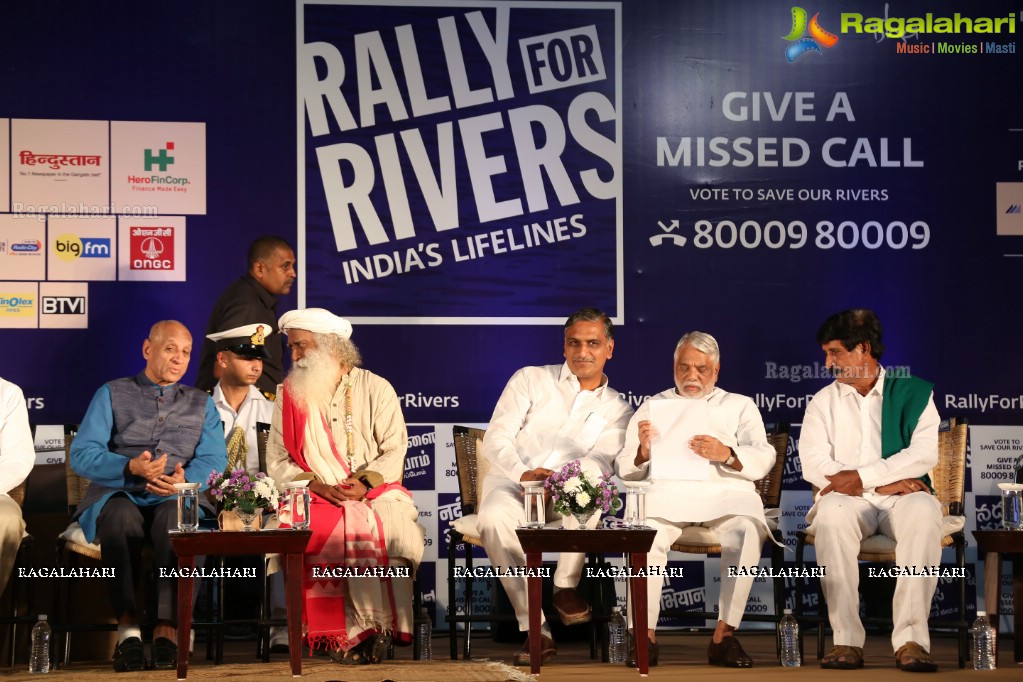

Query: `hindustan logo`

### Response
(783, 7, 839, 62)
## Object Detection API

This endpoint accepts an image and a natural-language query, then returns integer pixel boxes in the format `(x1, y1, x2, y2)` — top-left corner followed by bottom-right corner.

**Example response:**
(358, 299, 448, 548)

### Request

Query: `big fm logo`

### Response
(144, 142, 175, 172)
(54, 234, 111, 262)
(783, 7, 839, 62)
(129, 226, 175, 270)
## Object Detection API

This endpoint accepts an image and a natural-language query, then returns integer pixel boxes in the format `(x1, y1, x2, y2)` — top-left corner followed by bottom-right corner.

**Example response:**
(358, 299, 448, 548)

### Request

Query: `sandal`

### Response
(367, 632, 393, 664)
(328, 641, 371, 665)
(821, 645, 864, 669)
(895, 641, 938, 673)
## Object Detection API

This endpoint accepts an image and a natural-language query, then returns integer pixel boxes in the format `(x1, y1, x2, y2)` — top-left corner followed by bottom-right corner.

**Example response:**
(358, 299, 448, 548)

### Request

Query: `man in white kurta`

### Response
(0, 377, 34, 598)
(479, 308, 633, 665)
(616, 332, 775, 668)
(799, 308, 941, 673)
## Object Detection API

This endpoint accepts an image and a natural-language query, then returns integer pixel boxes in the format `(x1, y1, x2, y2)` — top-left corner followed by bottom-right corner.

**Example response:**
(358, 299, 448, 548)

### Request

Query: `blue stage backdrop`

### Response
(1, 0, 1021, 631)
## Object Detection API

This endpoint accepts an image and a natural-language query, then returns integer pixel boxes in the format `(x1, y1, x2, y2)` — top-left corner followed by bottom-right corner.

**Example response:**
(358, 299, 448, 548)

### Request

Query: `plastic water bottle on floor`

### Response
(971, 610, 996, 670)
(28, 614, 51, 674)
(416, 607, 432, 660)
(778, 608, 800, 667)
(608, 607, 627, 663)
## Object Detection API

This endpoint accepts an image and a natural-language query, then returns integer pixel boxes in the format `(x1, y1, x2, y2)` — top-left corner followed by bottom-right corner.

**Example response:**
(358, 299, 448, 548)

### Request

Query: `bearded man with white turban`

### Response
(265, 308, 424, 664)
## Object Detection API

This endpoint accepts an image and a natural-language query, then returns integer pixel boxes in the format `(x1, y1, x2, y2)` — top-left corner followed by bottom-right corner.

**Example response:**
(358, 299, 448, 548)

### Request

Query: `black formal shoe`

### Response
(151, 637, 177, 670)
(112, 636, 146, 673)
(624, 633, 659, 667)
(708, 635, 753, 668)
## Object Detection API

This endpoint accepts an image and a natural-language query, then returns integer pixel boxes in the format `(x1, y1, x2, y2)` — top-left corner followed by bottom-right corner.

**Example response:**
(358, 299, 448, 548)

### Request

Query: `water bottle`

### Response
(416, 607, 432, 660)
(28, 614, 51, 674)
(778, 608, 800, 667)
(971, 610, 996, 670)
(608, 607, 627, 663)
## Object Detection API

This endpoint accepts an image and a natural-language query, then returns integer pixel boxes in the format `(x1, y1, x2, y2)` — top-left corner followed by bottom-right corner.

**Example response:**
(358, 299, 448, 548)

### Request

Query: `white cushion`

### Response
(859, 515, 965, 553)
(59, 521, 102, 552)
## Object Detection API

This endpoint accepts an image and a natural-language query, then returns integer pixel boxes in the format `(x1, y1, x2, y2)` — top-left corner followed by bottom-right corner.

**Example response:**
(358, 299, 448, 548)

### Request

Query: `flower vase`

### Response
(235, 506, 260, 531)
(572, 509, 596, 527)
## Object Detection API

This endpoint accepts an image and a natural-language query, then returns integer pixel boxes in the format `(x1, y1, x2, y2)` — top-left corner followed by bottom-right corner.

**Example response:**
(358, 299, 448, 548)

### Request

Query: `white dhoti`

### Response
(809, 491, 942, 651)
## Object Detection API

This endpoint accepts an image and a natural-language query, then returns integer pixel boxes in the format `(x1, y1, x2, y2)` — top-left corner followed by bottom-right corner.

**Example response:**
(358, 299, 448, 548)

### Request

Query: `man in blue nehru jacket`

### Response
(72, 320, 227, 672)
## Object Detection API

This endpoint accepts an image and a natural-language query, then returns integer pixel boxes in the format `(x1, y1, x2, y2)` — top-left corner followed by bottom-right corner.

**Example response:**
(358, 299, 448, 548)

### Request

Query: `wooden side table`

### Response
(515, 528, 657, 675)
(972, 529, 1023, 664)
(169, 529, 311, 679)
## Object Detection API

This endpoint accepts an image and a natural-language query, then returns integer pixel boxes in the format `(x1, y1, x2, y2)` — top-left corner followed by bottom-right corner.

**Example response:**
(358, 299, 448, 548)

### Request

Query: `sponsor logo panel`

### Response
(0, 281, 38, 328)
(111, 121, 206, 215)
(39, 281, 88, 329)
(10, 119, 109, 210)
(118, 217, 186, 281)
(47, 216, 117, 281)
(0, 216, 45, 280)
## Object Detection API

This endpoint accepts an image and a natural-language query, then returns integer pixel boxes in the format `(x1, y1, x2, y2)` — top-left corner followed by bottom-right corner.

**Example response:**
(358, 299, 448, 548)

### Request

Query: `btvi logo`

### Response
(42, 296, 86, 315)
(144, 142, 175, 172)
(54, 234, 111, 262)
(783, 7, 839, 62)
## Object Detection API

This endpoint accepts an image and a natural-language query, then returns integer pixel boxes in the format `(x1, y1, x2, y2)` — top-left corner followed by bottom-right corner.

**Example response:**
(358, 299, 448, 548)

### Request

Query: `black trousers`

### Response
(95, 495, 201, 622)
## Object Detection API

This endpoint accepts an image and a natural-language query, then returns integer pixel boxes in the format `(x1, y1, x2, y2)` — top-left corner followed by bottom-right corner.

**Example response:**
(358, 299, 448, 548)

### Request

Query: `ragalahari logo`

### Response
(144, 142, 175, 172)
(783, 7, 839, 62)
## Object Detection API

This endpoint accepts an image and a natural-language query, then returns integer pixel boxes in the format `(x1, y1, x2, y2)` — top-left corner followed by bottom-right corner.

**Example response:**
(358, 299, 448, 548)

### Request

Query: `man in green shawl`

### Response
(799, 309, 942, 674)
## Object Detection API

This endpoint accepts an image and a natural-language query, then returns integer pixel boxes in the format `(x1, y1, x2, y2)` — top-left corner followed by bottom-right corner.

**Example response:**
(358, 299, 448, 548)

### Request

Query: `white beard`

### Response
(285, 349, 340, 410)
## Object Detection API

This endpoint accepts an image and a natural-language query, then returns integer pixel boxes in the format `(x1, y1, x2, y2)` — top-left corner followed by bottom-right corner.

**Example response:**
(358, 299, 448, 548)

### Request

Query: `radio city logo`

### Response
(54, 234, 111, 262)
(144, 142, 175, 172)
(129, 226, 175, 270)
(783, 7, 839, 62)
(9, 240, 42, 255)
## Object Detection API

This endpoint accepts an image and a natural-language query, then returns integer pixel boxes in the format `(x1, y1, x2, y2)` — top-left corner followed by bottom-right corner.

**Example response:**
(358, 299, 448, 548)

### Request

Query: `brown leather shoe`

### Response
(708, 635, 753, 668)
(624, 632, 659, 668)
(513, 634, 556, 666)
(552, 588, 591, 625)
(821, 645, 864, 669)
(895, 641, 938, 673)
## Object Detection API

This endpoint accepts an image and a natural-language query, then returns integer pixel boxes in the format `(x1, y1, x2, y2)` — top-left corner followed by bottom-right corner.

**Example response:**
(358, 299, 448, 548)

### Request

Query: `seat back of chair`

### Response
(63, 423, 88, 513)
(755, 422, 790, 508)
(452, 425, 487, 514)
(256, 421, 270, 474)
(933, 417, 968, 517)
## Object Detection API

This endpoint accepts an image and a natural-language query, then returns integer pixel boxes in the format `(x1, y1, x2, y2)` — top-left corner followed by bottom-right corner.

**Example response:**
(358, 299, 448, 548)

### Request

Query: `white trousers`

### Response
(811, 491, 942, 651)
(477, 477, 598, 631)
(0, 495, 25, 598)
(630, 515, 766, 629)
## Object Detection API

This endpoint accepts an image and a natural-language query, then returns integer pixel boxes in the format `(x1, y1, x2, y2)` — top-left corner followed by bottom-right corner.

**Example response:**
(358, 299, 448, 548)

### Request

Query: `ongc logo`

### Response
(129, 227, 175, 270)
(54, 234, 111, 262)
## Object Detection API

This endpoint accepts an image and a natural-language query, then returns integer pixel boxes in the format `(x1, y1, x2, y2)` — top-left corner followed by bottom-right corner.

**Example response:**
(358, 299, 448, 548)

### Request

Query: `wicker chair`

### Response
(445, 425, 509, 659)
(1, 477, 35, 666)
(657, 423, 791, 655)
(51, 424, 118, 667)
(794, 417, 969, 668)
